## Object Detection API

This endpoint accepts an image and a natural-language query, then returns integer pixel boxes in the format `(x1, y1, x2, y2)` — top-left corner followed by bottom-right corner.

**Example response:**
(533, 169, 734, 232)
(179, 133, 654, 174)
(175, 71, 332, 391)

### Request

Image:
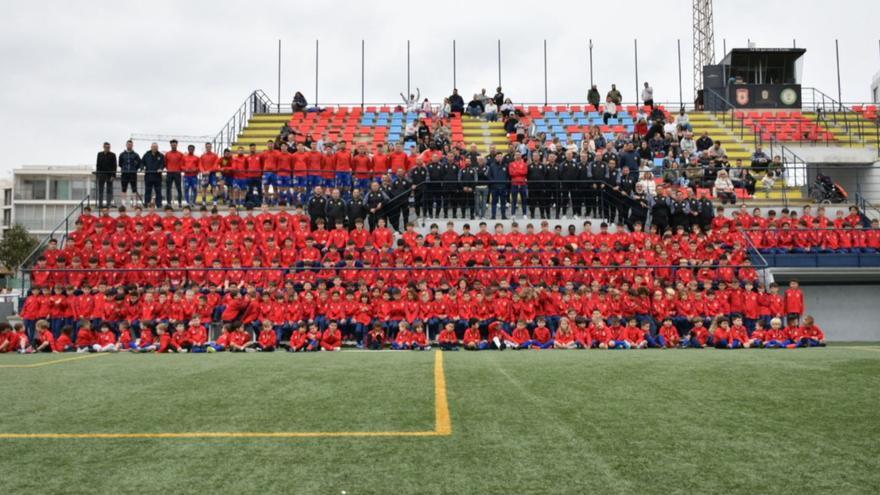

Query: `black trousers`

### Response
(96, 173, 114, 207)
(165, 172, 182, 206)
(144, 175, 162, 207)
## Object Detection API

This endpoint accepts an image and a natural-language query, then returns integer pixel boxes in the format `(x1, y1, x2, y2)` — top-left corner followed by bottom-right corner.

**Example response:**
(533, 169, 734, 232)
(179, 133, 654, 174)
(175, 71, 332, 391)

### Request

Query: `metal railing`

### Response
(855, 192, 880, 221)
(703, 87, 762, 148)
(211, 90, 275, 153)
(16, 195, 91, 291)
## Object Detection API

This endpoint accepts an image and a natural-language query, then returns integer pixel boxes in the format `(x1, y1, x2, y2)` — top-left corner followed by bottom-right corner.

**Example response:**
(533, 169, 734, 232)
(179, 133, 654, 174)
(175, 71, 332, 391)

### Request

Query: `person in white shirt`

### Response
(500, 98, 515, 117)
(637, 171, 656, 196)
(400, 88, 420, 113)
(641, 82, 654, 107)
(713, 170, 736, 204)
(484, 101, 498, 122)
(603, 96, 618, 124)
(680, 132, 696, 155)
(420, 98, 433, 117)
(404, 121, 418, 142)
(674, 108, 692, 131)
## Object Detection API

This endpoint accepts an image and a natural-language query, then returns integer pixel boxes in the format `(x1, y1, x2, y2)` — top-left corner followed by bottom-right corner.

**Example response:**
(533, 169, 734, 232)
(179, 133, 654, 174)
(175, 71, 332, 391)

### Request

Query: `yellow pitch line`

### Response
(0, 353, 109, 369)
(434, 350, 452, 435)
(0, 351, 453, 440)
(0, 431, 445, 439)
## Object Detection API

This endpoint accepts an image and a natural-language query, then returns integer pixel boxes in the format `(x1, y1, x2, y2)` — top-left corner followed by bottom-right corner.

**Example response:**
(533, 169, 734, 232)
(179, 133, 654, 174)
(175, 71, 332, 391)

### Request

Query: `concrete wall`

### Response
(800, 284, 880, 341)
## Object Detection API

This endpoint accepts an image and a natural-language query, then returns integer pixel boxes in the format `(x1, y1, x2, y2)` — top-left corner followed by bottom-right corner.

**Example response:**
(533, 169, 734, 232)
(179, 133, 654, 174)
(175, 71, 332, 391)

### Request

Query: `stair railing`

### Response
(212, 90, 276, 152)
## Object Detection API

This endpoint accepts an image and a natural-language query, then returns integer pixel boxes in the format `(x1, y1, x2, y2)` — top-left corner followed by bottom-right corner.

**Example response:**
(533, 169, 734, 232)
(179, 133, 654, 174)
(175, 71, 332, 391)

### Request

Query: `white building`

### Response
(0, 179, 12, 238)
(12, 165, 93, 237)
(873, 70, 880, 104)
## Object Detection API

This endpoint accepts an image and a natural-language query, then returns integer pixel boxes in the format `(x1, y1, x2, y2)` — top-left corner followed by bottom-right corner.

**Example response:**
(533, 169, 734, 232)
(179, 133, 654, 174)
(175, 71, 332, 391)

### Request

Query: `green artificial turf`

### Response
(1, 346, 879, 494)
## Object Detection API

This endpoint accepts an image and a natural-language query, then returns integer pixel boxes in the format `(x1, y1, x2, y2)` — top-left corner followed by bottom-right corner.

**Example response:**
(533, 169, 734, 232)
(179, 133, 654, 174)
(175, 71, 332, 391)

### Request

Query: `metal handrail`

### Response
(703, 87, 761, 149)
(211, 90, 275, 153)
(16, 195, 91, 284)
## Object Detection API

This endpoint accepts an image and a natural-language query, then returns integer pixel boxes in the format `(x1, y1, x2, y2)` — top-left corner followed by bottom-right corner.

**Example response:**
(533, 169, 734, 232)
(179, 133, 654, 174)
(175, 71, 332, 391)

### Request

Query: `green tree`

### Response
(0, 224, 38, 270)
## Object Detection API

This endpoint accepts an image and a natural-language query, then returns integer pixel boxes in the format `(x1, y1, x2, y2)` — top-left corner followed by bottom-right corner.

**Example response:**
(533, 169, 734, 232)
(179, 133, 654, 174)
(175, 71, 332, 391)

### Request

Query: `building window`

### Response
(3, 189, 10, 206)
(2, 210, 10, 228)
(49, 178, 71, 200)
(71, 179, 88, 200)
(14, 205, 43, 230)
(14, 178, 47, 200)
(43, 205, 71, 229)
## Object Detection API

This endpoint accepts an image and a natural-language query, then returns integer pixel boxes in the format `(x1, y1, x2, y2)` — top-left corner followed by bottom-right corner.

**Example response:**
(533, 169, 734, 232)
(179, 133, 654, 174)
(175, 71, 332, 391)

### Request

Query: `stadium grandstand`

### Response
(4, 3, 880, 494)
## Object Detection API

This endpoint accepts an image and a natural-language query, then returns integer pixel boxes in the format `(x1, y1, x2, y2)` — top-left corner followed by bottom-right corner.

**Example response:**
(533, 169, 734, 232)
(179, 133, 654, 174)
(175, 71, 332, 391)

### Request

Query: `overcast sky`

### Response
(1, 0, 878, 175)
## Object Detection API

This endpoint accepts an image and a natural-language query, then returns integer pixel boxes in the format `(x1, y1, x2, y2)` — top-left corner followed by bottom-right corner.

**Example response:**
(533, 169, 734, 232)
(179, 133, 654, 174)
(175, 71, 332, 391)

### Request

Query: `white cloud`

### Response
(0, 0, 877, 174)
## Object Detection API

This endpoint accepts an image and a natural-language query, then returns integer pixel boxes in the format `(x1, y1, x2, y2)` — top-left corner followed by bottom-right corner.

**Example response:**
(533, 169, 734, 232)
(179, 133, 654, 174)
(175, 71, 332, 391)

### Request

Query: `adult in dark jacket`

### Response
(409, 160, 427, 217)
(292, 92, 307, 113)
(141, 142, 165, 207)
(325, 189, 348, 228)
(346, 189, 369, 228)
(307, 186, 328, 229)
(388, 171, 413, 230)
(587, 85, 601, 108)
(448, 89, 465, 114)
(426, 156, 445, 218)
(96, 142, 117, 208)
(364, 181, 389, 230)
(118, 140, 141, 206)
(487, 153, 510, 220)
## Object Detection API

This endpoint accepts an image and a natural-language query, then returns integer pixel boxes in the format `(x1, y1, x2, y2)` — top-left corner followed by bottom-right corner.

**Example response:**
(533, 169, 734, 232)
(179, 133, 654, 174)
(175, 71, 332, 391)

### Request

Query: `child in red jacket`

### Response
(75, 320, 95, 353)
(256, 320, 277, 352)
(553, 318, 578, 349)
(320, 321, 342, 351)
(53, 325, 75, 352)
(410, 321, 430, 351)
(392, 322, 412, 350)
(797, 315, 826, 347)
(531, 317, 554, 349)
(487, 321, 514, 350)
(463, 319, 487, 350)
(365, 324, 386, 350)
(653, 318, 681, 348)
(93, 322, 119, 353)
(784, 280, 804, 322)
(437, 322, 459, 351)
(33, 320, 55, 353)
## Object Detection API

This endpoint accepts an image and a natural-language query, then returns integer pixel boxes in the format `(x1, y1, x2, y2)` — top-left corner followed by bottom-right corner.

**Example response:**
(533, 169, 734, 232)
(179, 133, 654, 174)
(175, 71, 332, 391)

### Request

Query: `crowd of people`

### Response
(93, 84, 795, 229)
(8, 198, 853, 353)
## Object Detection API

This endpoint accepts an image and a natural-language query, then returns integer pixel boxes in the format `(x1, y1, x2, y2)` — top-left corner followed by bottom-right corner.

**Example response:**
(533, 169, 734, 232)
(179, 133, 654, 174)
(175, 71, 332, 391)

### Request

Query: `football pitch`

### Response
(1, 347, 879, 494)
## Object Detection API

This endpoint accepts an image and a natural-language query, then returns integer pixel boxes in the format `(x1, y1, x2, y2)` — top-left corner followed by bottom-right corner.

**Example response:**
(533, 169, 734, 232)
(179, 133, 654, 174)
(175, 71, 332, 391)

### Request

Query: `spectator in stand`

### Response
(484, 100, 499, 122)
(695, 131, 713, 154)
(467, 94, 484, 118)
(96, 142, 117, 208)
(587, 84, 601, 108)
(493, 87, 504, 106)
(118, 139, 141, 207)
(675, 109, 692, 132)
(679, 132, 696, 156)
(713, 170, 737, 204)
(767, 155, 784, 178)
(641, 82, 654, 108)
(438, 97, 452, 118)
(751, 146, 770, 173)
(603, 96, 618, 125)
(500, 98, 516, 118)
(448, 89, 465, 114)
(399, 88, 420, 113)
(142, 142, 165, 207)
(292, 91, 307, 113)
(607, 84, 622, 105)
